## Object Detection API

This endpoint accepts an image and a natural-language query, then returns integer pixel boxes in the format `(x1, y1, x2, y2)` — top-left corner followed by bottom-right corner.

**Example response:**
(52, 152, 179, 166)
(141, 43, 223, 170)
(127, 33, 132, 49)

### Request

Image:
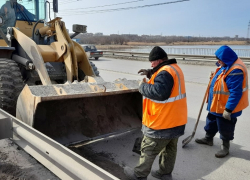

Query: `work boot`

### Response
(124, 166, 147, 180)
(195, 133, 214, 146)
(215, 140, 230, 158)
(151, 170, 172, 180)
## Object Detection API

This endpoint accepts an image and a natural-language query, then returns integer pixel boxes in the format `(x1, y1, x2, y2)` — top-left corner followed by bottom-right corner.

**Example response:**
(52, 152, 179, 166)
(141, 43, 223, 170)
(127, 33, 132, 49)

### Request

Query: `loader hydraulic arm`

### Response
(10, 17, 94, 84)
(12, 27, 52, 85)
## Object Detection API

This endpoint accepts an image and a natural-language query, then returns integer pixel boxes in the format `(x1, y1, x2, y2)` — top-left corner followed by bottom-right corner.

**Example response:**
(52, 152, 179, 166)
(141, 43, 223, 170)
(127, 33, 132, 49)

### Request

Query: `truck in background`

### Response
(82, 44, 103, 60)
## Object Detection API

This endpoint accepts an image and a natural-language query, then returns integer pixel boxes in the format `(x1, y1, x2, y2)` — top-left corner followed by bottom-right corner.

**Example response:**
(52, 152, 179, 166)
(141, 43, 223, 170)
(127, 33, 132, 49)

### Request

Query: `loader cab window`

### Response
(0, 0, 16, 34)
(13, 0, 45, 22)
(0, 0, 45, 32)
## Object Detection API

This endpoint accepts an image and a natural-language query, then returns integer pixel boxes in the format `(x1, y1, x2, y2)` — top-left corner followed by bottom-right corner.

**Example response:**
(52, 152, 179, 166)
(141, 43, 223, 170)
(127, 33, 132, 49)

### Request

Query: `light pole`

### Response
(247, 21, 250, 43)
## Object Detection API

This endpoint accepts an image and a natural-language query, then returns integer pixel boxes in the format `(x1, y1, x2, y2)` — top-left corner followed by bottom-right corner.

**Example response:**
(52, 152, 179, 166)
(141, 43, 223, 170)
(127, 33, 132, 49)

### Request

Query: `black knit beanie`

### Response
(149, 46, 168, 61)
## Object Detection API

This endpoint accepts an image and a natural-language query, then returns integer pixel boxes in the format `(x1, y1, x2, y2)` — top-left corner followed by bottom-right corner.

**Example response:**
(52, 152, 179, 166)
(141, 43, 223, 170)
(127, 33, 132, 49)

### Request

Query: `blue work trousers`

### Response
(204, 113, 237, 141)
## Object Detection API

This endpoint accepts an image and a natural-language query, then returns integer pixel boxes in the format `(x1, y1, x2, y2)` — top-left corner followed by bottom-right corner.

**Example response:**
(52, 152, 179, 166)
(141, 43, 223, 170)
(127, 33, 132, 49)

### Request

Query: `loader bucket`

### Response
(16, 78, 142, 145)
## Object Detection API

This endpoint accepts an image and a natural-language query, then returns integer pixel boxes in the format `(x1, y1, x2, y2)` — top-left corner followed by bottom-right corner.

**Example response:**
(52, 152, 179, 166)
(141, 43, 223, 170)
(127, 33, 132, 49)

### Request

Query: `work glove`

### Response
(222, 110, 231, 121)
(139, 78, 147, 87)
(209, 71, 214, 79)
(138, 69, 149, 76)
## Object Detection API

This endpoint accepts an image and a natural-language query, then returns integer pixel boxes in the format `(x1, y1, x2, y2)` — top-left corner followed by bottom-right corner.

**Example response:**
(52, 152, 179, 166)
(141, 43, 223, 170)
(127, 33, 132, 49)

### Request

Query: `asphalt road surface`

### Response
(89, 57, 250, 180)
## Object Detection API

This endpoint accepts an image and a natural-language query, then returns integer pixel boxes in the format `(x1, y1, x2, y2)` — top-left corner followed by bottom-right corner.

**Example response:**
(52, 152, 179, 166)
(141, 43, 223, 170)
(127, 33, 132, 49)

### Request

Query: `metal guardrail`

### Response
(100, 47, 250, 57)
(163, 48, 250, 57)
(102, 50, 250, 62)
(0, 109, 118, 180)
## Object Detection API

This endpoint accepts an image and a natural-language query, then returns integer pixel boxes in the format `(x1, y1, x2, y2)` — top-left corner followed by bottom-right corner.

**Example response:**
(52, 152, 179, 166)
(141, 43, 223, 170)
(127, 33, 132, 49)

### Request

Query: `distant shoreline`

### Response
(96, 41, 249, 49)
(127, 40, 249, 46)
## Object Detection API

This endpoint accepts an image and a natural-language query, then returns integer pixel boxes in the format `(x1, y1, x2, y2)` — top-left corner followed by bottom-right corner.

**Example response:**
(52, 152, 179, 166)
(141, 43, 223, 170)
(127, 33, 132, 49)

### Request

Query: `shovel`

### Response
(182, 78, 212, 148)
(132, 136, 142, 155)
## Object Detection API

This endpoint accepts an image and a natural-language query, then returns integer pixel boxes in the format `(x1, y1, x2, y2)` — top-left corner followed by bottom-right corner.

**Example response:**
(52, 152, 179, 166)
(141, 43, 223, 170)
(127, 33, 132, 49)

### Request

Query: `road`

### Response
(89, 57, 250, 180)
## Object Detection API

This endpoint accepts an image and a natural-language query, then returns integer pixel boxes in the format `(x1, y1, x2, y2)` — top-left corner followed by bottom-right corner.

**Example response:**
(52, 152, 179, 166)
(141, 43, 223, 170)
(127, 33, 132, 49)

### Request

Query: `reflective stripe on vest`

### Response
(210, 58, 249, 113)
(213, 63, 249, 95)
(146, 65, 186, 104)
(142, 64, 187, 130)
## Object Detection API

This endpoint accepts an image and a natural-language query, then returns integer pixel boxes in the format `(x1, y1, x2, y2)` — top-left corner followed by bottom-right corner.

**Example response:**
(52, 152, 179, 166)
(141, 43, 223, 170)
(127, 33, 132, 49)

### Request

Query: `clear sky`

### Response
(56, 0, 250, 38)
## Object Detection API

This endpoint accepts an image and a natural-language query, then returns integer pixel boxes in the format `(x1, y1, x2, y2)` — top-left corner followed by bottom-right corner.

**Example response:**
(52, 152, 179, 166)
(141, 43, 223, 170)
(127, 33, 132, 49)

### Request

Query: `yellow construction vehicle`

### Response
(0, 0, 142, 145)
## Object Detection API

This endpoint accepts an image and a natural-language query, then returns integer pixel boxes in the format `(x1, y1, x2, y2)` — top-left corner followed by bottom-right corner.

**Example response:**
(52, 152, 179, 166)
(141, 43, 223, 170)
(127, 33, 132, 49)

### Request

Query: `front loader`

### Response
(0, 0, 142, 145)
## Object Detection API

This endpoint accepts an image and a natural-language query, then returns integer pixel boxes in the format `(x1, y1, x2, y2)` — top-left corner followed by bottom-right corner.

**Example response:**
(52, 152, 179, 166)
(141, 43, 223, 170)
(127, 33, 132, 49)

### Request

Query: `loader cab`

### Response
(0, 0, 45, 45)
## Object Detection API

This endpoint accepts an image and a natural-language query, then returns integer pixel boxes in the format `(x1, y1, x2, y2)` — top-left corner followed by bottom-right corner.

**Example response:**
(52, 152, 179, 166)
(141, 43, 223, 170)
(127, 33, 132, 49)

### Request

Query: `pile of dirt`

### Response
(69, 146, 128, 179)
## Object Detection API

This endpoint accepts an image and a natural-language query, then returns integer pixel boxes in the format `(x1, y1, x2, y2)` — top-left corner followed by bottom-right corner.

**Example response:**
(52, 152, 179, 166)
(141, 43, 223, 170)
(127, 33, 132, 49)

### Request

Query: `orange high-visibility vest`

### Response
(142, 64, 187, 130)
(210, 58, 249, 113)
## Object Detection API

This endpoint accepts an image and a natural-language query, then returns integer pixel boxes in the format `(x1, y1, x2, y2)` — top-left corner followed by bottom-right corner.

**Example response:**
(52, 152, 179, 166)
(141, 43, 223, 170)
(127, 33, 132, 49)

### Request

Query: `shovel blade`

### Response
(182, 135, 193, 148)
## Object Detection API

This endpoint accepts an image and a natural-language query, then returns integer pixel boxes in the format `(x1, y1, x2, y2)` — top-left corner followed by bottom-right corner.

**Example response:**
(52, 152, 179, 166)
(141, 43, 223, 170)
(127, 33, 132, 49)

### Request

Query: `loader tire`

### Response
(0, 59, 24, 116)
(90, 61, 100, 76)
(78, 61, 100, 81)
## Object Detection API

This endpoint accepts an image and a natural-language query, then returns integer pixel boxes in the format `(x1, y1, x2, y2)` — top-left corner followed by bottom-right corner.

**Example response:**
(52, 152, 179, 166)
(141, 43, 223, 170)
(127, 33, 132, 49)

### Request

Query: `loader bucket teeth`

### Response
(16, 78, 142, 145)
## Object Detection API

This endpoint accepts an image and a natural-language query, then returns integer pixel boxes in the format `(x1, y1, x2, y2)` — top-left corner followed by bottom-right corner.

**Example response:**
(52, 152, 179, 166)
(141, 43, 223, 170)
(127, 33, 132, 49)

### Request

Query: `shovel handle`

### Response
(192, 78, 212, 134)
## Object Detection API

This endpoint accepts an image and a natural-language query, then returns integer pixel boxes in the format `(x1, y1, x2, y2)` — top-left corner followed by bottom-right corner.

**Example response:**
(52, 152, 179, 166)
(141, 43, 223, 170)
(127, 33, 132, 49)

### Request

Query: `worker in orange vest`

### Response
(196, 45, 249, 158)
(124, 46, 187, 180)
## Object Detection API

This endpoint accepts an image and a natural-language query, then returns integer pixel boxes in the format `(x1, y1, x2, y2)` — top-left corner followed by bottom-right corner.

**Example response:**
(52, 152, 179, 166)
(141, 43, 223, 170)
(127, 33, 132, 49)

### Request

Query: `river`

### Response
(119, 45, 250, 57)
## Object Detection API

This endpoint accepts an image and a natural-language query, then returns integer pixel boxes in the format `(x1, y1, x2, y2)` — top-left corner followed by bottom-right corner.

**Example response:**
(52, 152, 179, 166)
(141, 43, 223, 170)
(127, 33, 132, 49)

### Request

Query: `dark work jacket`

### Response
(139, 59, 185, 139)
